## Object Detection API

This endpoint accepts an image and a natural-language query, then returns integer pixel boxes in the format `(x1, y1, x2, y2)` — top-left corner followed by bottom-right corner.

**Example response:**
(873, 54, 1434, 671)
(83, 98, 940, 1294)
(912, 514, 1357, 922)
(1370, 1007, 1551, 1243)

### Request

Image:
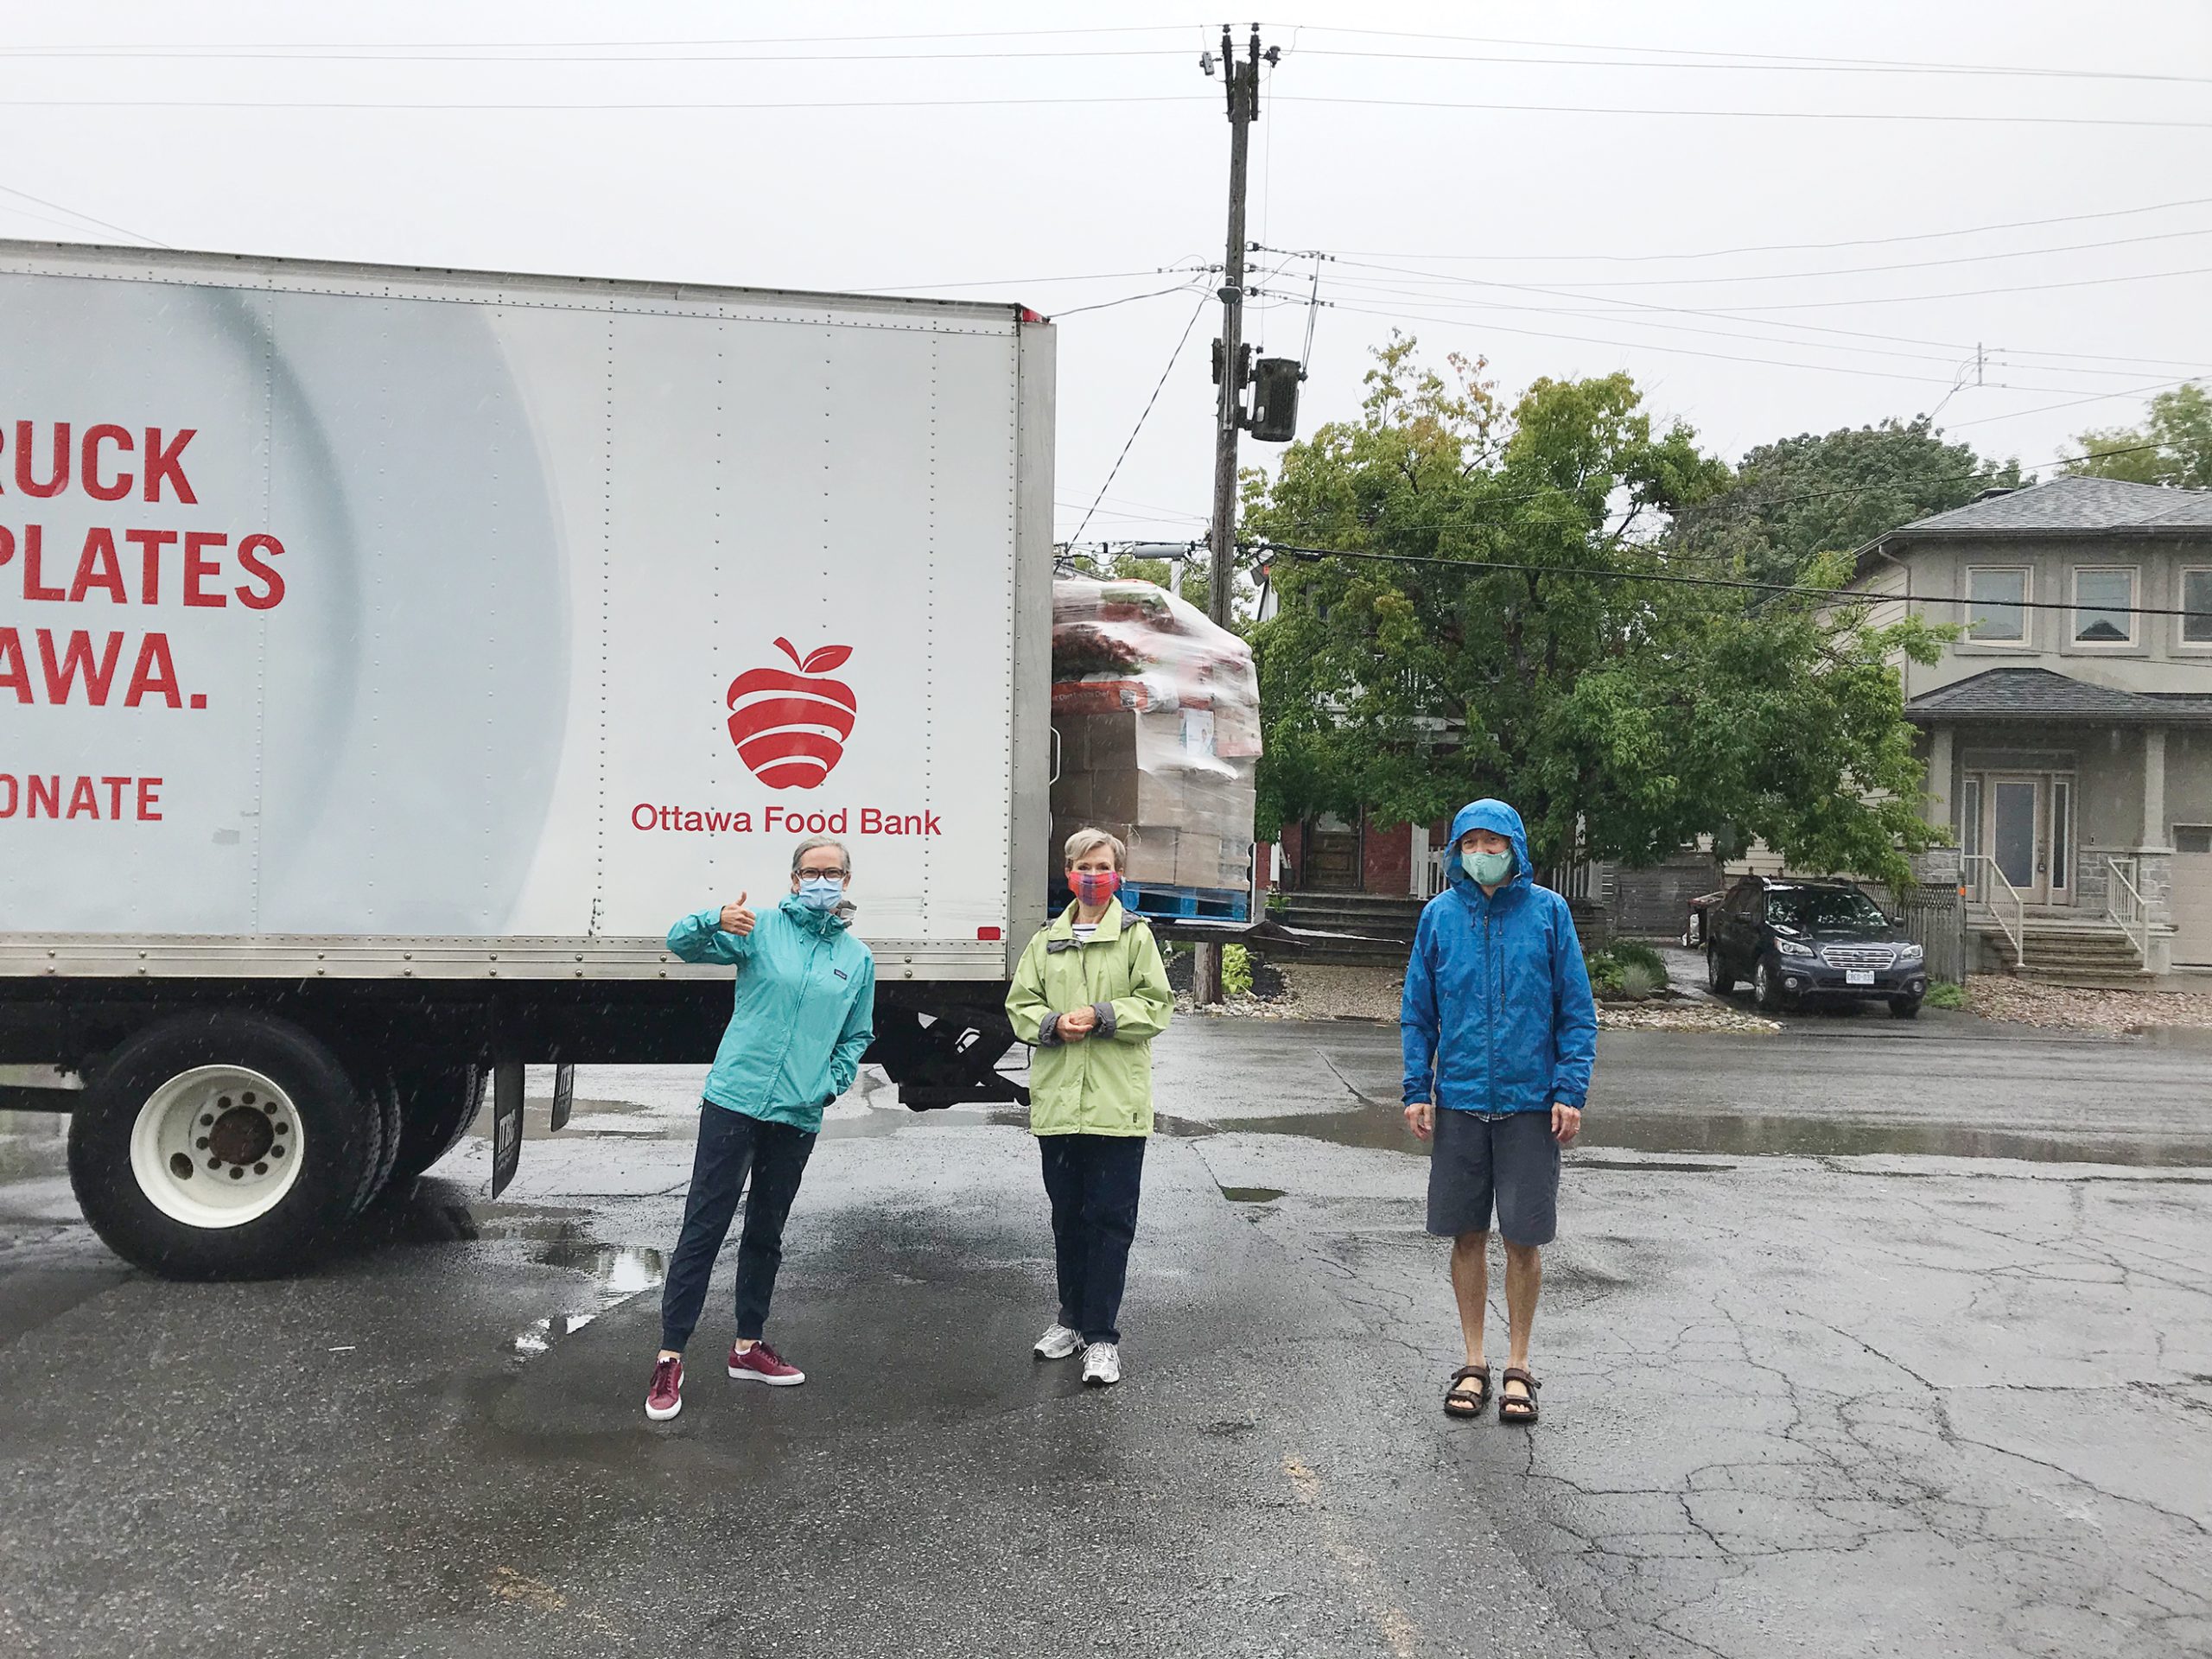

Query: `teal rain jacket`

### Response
(667, 896, 877, 1134)
(1401, 798, 1598, 1116)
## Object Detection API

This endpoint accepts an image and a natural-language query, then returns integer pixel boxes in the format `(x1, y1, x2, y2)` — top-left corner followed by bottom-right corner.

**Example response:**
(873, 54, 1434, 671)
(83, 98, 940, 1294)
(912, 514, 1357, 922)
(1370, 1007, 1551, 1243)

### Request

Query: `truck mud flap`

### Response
(868, 1004, 1028, 1112)
(489, 1060, 524, 1199)
(550, 1062, 575, 1133)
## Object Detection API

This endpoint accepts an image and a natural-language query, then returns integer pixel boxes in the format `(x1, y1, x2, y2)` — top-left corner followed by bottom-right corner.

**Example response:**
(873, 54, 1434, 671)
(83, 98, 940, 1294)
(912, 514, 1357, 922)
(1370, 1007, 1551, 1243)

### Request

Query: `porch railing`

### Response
(2104, 855, 2153, 970)
(1421, 844, 1448, 898)
(1962, 854, 2026, 968)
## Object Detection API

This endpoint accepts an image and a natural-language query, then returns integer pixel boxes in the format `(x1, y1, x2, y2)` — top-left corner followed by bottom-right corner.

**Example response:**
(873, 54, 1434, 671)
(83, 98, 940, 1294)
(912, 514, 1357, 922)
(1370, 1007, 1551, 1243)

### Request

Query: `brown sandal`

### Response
(1499, 1367, 1541, 1424)
(1444, 1363, 1491, 1418)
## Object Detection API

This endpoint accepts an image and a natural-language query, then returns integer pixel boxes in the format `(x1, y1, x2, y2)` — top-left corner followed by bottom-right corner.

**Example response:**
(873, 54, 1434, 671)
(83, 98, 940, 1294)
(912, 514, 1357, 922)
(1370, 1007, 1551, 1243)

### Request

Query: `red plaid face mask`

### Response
(1071, 870, 1122, 906)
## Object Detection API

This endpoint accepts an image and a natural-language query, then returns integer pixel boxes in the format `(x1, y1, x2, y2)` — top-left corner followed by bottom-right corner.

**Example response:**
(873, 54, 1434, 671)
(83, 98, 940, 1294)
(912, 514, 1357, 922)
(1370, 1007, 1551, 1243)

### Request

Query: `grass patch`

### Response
(1924, 980, 1967, 1010)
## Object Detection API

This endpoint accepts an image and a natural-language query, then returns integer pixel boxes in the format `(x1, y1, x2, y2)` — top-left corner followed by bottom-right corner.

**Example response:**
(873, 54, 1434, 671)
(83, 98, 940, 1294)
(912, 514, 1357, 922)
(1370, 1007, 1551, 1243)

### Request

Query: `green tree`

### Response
(2066, 384, 2212, 488)
(1674, 417, 2020, 588)
(1246, 340, 1951, 889)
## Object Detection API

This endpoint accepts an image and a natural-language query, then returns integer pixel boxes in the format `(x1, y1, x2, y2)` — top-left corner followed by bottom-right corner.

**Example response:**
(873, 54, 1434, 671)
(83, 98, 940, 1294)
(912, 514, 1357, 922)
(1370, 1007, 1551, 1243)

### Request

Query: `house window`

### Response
(2183, 568, 2212, 649)
(2072, 566, 2136, 645)
(2178, 825, 2212, 855)
(1960, 777, 1981, 863)
(1966, 567, 2030, 643)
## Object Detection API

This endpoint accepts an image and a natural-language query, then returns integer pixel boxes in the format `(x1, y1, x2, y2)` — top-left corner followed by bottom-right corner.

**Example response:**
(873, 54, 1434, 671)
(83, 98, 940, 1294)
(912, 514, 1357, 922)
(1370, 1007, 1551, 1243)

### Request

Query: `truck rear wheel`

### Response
(386, 1065, 486, 1183)
(68, 1012, 380, 1280)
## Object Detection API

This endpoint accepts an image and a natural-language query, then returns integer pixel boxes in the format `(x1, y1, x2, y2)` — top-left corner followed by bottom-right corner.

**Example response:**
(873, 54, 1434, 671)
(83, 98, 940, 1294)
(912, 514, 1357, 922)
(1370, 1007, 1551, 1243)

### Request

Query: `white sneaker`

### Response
(1033, 1322, 1084, 1361)
(1081, 1341, 1122, 1387)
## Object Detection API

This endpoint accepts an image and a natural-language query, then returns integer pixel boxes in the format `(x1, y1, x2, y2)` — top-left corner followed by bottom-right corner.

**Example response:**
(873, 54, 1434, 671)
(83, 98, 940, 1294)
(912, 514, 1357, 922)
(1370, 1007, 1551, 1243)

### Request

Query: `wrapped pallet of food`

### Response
(1048, 575, 1260, 917)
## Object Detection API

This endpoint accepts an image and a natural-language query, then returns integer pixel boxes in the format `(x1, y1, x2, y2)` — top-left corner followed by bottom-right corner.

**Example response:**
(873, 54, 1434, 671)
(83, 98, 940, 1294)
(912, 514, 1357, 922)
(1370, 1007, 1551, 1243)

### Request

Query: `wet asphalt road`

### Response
(2, 1015, 2209, 1657)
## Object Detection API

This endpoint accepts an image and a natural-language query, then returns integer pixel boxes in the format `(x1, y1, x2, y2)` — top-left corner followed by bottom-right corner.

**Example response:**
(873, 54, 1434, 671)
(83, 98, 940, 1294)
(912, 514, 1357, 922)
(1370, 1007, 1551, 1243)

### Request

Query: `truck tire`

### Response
(355, 1071, 404, 1216)
(386, 1065, 486, 1183)
(67, 1011, 380, 1280)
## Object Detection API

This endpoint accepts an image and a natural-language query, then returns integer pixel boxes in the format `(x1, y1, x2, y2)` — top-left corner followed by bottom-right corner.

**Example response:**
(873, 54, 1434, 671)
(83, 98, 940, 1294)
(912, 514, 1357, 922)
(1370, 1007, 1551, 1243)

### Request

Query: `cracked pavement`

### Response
(2, 1016, 2207, 1656)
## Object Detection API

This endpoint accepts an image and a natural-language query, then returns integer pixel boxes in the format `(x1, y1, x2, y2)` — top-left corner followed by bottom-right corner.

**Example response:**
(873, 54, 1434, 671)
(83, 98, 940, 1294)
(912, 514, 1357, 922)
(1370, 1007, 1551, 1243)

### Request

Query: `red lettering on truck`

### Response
(235, 534, 285, 609)
(0, 774, 164, 821)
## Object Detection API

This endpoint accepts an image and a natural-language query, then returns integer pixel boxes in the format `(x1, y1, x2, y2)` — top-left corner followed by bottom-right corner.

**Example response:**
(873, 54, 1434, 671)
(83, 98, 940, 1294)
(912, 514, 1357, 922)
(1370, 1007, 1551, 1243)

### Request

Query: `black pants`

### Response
(659, 1103, 817, 1352)
(1039, 1134, 1147, 1344)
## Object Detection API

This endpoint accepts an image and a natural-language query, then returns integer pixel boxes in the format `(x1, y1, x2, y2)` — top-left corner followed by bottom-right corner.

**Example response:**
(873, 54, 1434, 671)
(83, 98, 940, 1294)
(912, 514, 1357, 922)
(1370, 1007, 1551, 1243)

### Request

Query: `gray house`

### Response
(1849, 474, 2212, 971)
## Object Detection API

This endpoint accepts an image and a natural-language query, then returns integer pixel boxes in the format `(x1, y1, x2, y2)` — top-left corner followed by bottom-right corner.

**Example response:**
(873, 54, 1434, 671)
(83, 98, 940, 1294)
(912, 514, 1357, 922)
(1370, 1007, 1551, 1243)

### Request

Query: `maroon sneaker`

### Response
(645, 1354, 683, 1421)
(728, 1340, 805, 1386)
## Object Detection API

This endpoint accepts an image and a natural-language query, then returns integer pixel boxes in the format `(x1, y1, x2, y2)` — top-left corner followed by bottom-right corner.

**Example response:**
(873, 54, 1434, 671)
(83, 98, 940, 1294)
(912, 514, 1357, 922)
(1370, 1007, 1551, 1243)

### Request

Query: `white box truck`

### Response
(0, 239, 1058, 1277)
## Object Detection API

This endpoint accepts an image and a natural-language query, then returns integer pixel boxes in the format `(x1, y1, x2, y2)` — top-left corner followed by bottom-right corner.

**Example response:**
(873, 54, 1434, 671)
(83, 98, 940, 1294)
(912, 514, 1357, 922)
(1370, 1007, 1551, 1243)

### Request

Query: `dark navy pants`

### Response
(659, 1103, 817, 1351)
(1039, 1133, 1147, 1344)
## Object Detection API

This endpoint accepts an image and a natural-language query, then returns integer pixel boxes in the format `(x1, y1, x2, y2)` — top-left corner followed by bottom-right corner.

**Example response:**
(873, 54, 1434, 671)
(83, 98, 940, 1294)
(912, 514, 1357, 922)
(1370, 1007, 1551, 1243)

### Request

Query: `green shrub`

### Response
(1585, 951, 1627, 995)
(1612, 940, 1669, 981)
(1924, 980, 1966, 1009)
(1223, 943, 1255, 997)
(1618, 962, 1663, 1000)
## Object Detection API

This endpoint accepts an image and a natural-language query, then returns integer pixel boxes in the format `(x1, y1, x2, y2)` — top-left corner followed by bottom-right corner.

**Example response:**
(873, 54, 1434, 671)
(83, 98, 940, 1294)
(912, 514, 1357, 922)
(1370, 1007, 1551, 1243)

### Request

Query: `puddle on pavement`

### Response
(1218, 1185, 1286, 1204)
(1587, 1110, 2212, 1166)
(1164, 1106, 2212, 1168)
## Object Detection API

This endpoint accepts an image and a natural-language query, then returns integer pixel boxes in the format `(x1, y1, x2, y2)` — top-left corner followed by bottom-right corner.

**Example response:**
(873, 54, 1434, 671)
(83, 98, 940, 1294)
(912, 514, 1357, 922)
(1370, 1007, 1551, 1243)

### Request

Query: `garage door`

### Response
(2174, 826, 2212, 966)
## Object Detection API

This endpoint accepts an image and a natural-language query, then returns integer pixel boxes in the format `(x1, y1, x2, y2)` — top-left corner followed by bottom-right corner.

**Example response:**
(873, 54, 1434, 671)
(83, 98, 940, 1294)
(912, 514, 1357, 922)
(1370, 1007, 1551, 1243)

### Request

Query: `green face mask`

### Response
(1462, 847, 1515, 887)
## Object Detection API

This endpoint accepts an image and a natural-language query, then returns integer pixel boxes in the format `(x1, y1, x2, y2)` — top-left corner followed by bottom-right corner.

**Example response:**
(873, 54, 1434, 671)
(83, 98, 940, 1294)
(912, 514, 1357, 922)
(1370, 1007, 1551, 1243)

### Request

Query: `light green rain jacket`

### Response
(1006, 899, 1173, 1137)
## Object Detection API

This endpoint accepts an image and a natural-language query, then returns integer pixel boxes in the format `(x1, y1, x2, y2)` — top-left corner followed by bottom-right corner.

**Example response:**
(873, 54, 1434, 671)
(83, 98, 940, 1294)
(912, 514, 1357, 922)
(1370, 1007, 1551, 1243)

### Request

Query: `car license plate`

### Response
(1846, 969, 1874, 986)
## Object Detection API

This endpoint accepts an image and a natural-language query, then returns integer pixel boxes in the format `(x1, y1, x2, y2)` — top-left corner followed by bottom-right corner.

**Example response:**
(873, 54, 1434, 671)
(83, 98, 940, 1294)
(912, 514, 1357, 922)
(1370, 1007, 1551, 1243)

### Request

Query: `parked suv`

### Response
(1705, 876, 1929, 1017)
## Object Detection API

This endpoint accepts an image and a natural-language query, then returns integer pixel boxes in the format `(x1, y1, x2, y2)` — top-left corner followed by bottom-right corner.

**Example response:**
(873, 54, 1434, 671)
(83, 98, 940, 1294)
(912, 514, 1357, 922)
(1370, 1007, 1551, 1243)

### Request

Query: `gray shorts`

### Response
(1426, 1108, 1560, 1246)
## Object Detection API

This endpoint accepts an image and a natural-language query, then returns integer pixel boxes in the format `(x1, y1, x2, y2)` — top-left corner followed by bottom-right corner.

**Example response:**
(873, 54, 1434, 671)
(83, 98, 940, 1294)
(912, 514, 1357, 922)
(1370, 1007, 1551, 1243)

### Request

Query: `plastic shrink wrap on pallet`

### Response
(1048, 577, 1259, 911)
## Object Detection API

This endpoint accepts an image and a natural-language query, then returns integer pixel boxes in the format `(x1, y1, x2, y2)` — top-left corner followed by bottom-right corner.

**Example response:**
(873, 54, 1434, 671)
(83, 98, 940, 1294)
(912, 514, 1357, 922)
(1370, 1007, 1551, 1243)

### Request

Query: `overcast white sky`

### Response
(7, 3, 2209, 547)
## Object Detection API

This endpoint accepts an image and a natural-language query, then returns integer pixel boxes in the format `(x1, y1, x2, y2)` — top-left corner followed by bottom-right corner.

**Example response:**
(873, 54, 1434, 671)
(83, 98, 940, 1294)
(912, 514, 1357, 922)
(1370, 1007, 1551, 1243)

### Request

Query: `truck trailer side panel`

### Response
(0, 242, 1038, 982)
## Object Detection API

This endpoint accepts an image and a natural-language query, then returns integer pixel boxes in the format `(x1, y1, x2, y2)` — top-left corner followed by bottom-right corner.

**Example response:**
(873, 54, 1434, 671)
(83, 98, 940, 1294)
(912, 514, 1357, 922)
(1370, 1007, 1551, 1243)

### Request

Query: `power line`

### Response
(1049, 282, 1212, 319)
(0, 93, 1213, 112)
(1291, 45, 2212, 88)
(0, 45, 1199, 64)
(1668, 443, 2166, 520)
(1289, 271, 2184, 378)
(0, 25, 1202, 54)
(853, 265, 1205, 293)
(1272, 93, 2212, 132)
(1257, 245, 2212, 370)
(1068, 295, 1211, 546)
(0, 181, 166, 247)
(1291, 26, 2198, 87)
(1949, 375, 2209, 429)
(1294, 194, 2212, 264)
(1388, 225, 2212, 291)
(1293, 292, 2164, 397)
(1250, 540, 2212, 624)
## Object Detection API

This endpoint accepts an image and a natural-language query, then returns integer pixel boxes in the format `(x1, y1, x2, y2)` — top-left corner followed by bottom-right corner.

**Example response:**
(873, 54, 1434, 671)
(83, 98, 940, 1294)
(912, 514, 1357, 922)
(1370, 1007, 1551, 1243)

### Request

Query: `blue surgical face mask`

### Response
(796, 876, 844, 912)
(1462, 847, 1515, 887)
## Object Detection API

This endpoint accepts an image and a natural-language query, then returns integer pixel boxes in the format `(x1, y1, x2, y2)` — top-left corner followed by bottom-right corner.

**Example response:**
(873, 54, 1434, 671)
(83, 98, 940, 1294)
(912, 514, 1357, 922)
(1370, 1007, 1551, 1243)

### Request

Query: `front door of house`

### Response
(1304, 813, 1362, 891)
(1981, 773, 2056, 905)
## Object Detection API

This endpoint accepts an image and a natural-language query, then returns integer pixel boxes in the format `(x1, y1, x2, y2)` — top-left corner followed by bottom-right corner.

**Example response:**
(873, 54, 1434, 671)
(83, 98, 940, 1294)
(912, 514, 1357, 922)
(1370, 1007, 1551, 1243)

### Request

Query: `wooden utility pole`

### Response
(1195, 23, 1269, 1007)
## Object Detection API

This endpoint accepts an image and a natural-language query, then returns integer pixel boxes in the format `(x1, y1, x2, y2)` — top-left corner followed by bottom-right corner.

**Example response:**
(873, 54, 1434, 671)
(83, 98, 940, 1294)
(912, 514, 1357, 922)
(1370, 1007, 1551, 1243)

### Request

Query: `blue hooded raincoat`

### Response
(666, 896, 876, 1134)
(1401, 798, 1599, 1116)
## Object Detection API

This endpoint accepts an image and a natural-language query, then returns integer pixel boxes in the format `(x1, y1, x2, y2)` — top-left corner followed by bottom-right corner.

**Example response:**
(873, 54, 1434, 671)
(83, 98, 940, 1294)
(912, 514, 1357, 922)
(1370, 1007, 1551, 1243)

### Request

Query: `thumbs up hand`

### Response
(719, 893, 756, 937)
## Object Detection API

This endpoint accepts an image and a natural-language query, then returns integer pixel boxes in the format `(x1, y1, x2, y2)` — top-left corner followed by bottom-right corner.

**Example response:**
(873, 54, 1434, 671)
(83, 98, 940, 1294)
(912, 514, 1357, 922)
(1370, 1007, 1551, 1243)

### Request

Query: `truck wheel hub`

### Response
(130, 1065, 304, 1228)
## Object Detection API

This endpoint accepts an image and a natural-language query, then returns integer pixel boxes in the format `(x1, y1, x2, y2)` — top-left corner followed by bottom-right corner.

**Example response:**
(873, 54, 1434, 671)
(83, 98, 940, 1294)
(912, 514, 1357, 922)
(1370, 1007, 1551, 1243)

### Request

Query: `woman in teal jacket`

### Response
(644, 836, 875, 1421)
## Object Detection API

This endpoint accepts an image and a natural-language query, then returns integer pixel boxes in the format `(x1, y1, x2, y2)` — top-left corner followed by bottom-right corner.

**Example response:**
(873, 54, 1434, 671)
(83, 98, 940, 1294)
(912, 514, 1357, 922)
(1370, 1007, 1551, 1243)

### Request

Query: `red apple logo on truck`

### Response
(727, 639, 857, 790)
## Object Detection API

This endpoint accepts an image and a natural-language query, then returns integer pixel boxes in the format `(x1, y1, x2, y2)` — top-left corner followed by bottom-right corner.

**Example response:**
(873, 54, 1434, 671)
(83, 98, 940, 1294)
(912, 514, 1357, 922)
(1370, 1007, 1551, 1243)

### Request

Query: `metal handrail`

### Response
(1963, 854, 2026, 967)
(2105, 855, 2153, 970)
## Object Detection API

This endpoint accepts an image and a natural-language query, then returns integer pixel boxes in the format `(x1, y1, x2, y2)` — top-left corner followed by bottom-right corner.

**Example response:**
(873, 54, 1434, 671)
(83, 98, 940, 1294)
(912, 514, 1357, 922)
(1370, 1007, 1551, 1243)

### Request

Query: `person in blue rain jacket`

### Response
(1402, 798, 1597, 1427)
(642, 835, 875, 1421)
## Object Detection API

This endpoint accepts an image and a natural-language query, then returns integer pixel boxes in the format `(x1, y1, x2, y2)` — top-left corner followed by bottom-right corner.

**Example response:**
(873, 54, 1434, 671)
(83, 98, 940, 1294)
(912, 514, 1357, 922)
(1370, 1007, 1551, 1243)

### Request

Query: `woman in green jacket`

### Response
(1006, 826, 1173, 1388)
(643, 836, 875, 1421)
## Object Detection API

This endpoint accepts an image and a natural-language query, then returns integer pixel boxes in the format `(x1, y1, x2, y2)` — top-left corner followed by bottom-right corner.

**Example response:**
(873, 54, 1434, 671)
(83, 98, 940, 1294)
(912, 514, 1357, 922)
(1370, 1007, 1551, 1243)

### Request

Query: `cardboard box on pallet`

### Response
(1050, 575, 1263, 903)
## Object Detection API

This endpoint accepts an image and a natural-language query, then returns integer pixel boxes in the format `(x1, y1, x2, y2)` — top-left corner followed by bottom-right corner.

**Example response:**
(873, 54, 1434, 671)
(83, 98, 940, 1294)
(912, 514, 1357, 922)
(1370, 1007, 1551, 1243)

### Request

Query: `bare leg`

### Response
(1451, 1230, 1491, 1369)
(1502, 1242, 1542, 1414)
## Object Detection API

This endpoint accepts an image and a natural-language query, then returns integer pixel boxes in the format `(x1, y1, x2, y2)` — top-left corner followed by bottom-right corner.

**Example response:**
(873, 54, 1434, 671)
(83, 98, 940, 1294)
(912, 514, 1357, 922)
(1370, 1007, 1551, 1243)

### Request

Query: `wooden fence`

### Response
(1894, 881, 1969, 985)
